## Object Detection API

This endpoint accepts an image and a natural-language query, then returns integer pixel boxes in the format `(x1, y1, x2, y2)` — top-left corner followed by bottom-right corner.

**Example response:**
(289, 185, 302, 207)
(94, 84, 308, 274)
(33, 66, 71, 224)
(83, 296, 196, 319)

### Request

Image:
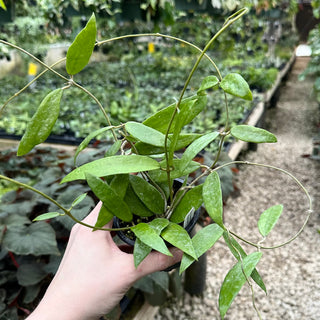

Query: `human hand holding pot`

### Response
(27, 202, 183, 320)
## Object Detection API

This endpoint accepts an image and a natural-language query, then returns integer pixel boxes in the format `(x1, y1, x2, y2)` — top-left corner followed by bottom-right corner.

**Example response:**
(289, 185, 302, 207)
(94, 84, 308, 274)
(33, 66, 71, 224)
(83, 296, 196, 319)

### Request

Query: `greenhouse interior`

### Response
(0, 0, 319, 319)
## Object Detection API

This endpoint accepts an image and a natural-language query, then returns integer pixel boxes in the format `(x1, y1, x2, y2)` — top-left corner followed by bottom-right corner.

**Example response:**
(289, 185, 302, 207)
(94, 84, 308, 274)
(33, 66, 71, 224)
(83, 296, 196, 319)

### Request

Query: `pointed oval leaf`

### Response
(17, 89, 63, 156)
(124, 185, 154, 217)
(203, 171, 224, 228)
(180, 224, 224, 273)
(220, 73, 252, 101)
(71, 192, 88, 208)
(231, 125, 277, 143)
(125, 121, 167, 147)
(170, 185, 203, 223)
(66, 13, 97, 75)
(133, 218, 169, 267)
(258, 204, 283, 237)
(110, 174, 129, 199)
(219, 252, 262, 319)
(134, 133, 202, 155)
(2, 223, 60, 256)
(61, 155, 160, 182)
(131, 223, 172, 256)
(161, 222, 197, 260)
(168, 96, 207, 165)
(197, 75, 219, 95)
(74, 126, 113, 165)
(223, 233, 267, 293)
(149, 218, 170, 234)
(105, 140, 122, 157)
(33, 212, 61, 222)
(149, 159, 200, 183)
(143, 95, 206, 134)
(129, 175, 165, 215)
(94, 205, 113, 229)
(134, 238, 152, 268)
(180, 132, 219, 171)
(86, 173, 132, 222)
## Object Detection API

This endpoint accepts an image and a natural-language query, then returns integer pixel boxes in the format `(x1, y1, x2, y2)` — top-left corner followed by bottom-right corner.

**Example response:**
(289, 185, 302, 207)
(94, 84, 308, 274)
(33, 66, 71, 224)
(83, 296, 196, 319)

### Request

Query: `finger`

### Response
(81, 201, 103, 225)
(136, 247, 183, 277)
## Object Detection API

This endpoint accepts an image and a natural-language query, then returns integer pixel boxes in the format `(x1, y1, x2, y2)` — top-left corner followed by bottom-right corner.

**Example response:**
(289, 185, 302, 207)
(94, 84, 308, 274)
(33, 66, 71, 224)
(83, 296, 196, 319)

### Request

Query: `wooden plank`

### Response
(132, 302, 159, 320)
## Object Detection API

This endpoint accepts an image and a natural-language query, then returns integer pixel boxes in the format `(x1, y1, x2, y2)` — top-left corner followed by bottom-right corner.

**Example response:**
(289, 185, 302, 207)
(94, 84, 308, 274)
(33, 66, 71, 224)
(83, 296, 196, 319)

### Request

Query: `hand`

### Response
(27, 202, 182, 320)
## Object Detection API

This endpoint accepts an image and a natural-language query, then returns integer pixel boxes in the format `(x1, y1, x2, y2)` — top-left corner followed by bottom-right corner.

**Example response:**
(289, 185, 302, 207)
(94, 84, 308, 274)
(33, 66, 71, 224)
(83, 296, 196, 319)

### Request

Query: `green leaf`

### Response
(131, 223, 172, 256)
(220, 73, 252, 101)
(219, 252, 263, 319)
(197, 75, 219, 94)
(17, 264, 47, 286)
(170, 185, 203, 223)
(94, 205, 113, 229)
(149, 218, 170, 233)
(133, 219, 169, 267)
(124, 185, 154, 217)
(143, 95, 206, 134)
(74, 126, 113, 165)
(2, 222, 60, 256)
(0, 0, 7, 10)
(223, 232, 267, 293)
(203, 171, 224, 228)
(134, 133, 202, 155)
(134, 238, 152, 268)
(180, 224, 223, 273)
(105, 140, 122, 157)
(66, 13, 97, 75)
(61, 155, 160, 183)
(168, 96, 207, 166)
(149, 159, 200, 182)
(161, 222, 197, 260)
(110, 174, 129, 199)
(180, 132, 219, 171)
(17, 89, 63, 156)
(125, 121, 167, 147)
(231, 125, 277, 143)
(33, 212, 61, 222)
(258, 204, 283, 237)
(86, 173, 132, 222)
(129, 175, 164, 215)
(71, 193, 88, 208)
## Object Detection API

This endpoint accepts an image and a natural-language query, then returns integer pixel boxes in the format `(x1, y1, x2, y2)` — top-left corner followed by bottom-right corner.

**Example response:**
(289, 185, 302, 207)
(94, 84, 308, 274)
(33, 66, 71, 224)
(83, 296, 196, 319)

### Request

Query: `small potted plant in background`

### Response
(0, 7, 312, 319)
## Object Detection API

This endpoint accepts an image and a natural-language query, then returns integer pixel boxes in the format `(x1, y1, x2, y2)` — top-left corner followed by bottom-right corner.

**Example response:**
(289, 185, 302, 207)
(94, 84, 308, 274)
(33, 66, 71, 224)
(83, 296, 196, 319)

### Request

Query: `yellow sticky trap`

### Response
(148, 42, 155, 54)
(28, 63, 37, 76)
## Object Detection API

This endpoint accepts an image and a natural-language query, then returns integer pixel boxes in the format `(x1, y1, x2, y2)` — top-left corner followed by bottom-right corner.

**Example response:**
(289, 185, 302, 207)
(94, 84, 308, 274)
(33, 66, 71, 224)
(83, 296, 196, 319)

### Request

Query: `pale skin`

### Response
(27, 202, 182, 320)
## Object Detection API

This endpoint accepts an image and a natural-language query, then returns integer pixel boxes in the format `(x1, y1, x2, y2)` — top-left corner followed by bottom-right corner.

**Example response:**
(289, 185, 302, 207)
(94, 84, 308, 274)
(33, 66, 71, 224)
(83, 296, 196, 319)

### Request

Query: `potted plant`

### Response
(0, 7, 312, 319)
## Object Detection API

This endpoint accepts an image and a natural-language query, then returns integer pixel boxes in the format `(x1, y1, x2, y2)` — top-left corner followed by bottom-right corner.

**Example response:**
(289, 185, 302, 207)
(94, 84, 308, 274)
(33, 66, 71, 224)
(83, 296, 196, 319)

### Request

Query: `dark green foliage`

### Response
(0, 147, 99, 317)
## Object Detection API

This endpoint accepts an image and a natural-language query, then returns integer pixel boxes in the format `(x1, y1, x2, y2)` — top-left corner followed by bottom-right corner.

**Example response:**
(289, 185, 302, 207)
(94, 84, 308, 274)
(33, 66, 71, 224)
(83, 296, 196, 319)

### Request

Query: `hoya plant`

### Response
(0, 8, 312, 319)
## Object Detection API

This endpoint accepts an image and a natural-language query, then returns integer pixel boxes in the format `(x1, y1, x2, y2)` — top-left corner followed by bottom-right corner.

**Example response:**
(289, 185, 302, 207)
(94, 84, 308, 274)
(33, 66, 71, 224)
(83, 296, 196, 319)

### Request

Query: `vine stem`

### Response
(225, 230, 262, 320)
(0, 40, 69, 81)
(68, 79, 117, 140)
(0, 40, 117, 139)
(98, 31, 224, 202)
(214, 160, 313, 250)
(163, 7, 248, 200)
(0, 58, 66, 114)
(97, 33, 221, 77)
(0, 174, 130, 232)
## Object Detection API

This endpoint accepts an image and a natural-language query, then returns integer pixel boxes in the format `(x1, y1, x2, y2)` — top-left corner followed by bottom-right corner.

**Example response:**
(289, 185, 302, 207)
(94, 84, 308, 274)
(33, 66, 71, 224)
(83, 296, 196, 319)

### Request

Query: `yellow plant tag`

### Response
(148, 42, 155, 54)
(28, 62, 37, 76)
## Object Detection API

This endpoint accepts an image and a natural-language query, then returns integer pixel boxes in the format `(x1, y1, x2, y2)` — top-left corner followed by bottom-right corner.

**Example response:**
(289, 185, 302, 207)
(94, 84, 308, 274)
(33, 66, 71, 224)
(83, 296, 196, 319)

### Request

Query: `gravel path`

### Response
(155, 57, 320, 320)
